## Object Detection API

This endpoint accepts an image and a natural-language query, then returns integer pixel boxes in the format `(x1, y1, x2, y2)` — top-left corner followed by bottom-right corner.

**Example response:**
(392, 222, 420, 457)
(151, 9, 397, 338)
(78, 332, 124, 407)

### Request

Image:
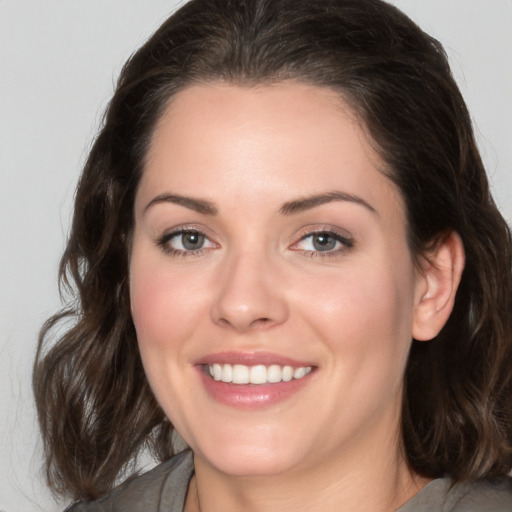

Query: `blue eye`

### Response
(174, 231, 206, 250)
(293, 230, 353, 255)
(310, 233, 338, 251)
(158, 229, 215, 254)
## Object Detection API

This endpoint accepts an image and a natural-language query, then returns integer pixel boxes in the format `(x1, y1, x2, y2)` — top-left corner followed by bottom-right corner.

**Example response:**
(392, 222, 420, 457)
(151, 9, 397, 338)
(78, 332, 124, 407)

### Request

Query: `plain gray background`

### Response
(1, 1, 511, 511)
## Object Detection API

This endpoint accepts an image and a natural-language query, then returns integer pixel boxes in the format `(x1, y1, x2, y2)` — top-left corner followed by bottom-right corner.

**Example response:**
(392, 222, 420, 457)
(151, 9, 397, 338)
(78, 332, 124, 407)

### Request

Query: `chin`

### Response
(186, 423, 307, 477)
(201, 446, 299, 477)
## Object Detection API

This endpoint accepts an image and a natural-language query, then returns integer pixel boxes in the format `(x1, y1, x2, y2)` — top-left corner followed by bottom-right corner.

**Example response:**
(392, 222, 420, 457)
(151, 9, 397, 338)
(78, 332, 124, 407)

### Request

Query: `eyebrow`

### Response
(144, 193, 218, 215)
(280, 191, 377, 215)
(143, 190, 376, 217)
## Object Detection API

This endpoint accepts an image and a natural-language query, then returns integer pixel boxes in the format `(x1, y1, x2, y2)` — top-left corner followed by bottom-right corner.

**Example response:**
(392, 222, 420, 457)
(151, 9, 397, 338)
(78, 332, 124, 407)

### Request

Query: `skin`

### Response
(129, 82, 463, 512)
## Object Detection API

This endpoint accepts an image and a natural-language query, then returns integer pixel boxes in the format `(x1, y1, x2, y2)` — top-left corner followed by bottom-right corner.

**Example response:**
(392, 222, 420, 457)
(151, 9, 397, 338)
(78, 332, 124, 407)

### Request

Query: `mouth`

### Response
(204, 363, 312, 385)
(195, 352, 316, 408)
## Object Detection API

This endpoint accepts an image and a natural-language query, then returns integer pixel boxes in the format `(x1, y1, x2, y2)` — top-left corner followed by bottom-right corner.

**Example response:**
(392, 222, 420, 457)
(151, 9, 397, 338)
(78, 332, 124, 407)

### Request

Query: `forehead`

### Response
(138, 81, 403, 222)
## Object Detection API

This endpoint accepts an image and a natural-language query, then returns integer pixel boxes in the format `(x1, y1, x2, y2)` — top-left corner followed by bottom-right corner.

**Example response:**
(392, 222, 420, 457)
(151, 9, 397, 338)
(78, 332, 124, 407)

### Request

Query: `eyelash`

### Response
(290, 229, 354, 258)
(156, 227, 216, 257)
(156, 227, 354, 258)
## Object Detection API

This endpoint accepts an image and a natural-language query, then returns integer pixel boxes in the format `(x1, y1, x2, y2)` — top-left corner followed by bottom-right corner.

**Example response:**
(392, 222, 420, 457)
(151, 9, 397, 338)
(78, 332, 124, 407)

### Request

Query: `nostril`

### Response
(210, 273, 289, 331)
(250, 317, 272, 327)
(216, 315, 273, 330)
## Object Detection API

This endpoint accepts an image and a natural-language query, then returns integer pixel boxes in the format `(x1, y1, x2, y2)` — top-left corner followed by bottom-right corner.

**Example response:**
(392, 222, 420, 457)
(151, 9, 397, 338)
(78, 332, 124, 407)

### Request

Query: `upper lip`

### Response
(193, 351, 315, 367)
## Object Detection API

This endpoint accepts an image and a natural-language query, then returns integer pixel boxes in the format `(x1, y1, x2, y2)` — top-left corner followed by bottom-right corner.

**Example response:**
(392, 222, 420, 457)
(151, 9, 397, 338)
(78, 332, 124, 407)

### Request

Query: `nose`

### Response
(210, 250, 289, 332)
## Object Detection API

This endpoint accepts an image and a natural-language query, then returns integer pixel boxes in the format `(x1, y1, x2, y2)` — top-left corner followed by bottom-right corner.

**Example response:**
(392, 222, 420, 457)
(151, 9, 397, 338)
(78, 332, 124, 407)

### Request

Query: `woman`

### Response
(34, 0, 512, 510)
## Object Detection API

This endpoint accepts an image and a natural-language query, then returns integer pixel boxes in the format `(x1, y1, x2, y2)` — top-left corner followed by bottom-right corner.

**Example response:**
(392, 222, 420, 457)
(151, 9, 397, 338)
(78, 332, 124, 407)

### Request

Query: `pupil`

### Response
(313, 233, 336, 251)
(182, 232, 204, 250)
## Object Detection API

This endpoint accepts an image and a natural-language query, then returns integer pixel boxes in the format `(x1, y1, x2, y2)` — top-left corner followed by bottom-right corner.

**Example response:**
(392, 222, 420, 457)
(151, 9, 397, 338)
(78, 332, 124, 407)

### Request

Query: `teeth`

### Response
(212, 363, 222, 380)
(233, 364, 249, 384)
(208, 363, 312, 385)
(293, 367, 306, 379)
(267, 364, 282, 383)
(249, 365, 267, 384)
(282, 365, 293, 382)
(221, 364, 233, 383)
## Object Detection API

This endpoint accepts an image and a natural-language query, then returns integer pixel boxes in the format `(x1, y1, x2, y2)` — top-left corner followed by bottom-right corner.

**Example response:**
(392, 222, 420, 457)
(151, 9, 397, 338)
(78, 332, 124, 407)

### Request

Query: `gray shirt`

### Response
(67, 450, 512, 511)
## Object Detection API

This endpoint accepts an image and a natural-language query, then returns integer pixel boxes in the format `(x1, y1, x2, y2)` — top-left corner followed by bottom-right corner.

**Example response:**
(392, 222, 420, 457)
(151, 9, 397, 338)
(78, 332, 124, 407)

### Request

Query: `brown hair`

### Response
(34, 0, 512, 501)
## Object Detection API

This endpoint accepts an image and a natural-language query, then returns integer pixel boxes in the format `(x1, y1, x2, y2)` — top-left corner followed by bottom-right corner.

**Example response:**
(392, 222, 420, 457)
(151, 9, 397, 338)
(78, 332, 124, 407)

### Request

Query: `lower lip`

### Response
(197, 367, 313, 409)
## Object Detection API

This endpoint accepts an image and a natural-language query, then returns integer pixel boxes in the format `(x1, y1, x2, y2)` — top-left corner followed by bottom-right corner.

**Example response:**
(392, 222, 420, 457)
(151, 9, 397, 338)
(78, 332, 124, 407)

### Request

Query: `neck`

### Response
(184, 430, 430, 512)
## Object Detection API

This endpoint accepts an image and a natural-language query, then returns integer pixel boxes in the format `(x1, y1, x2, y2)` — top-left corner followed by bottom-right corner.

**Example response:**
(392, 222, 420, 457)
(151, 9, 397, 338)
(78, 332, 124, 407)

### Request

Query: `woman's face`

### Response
(130, 82, 425, 477)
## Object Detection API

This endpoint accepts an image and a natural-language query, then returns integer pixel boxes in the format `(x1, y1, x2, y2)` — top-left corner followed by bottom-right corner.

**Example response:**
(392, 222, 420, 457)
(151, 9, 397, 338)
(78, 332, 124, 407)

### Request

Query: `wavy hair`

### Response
(34, 0, 512, 500)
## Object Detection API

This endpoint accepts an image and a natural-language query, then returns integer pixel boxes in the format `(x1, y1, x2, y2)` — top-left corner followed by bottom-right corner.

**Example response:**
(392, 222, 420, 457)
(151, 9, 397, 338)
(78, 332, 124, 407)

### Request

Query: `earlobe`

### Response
(412, 231, 465, 341)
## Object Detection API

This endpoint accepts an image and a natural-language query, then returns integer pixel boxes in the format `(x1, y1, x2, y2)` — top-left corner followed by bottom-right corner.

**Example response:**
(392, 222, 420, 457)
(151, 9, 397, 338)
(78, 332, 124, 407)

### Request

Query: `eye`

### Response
(291, 230, 353, 256)
(157, 229, 216, 255)
(172, 231, 206, 250)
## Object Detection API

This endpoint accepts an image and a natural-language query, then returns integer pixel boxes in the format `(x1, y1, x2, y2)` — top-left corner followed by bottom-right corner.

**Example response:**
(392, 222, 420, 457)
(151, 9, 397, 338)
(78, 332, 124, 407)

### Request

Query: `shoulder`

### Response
(449, 478, 512, 512)
(65, 450, 194, 512)
(399, 477, 512, 512)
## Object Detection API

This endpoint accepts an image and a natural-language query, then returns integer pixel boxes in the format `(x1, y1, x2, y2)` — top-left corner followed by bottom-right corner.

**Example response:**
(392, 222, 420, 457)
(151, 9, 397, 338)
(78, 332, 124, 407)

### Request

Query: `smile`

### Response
(208, 363, 313, 385)
(196, 353, 316, 408)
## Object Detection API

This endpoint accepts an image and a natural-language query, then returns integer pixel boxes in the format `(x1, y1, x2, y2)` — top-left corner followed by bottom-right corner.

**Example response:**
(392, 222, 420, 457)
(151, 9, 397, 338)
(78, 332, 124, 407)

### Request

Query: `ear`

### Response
(412, 231, 465, 341)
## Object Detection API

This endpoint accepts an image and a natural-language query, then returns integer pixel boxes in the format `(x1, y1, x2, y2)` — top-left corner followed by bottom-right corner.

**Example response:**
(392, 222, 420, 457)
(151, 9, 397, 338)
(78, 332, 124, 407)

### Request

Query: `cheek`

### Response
(128, 256, 210, 411)
(296, 257, 415, 366)
(129, 256, 205, 354)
